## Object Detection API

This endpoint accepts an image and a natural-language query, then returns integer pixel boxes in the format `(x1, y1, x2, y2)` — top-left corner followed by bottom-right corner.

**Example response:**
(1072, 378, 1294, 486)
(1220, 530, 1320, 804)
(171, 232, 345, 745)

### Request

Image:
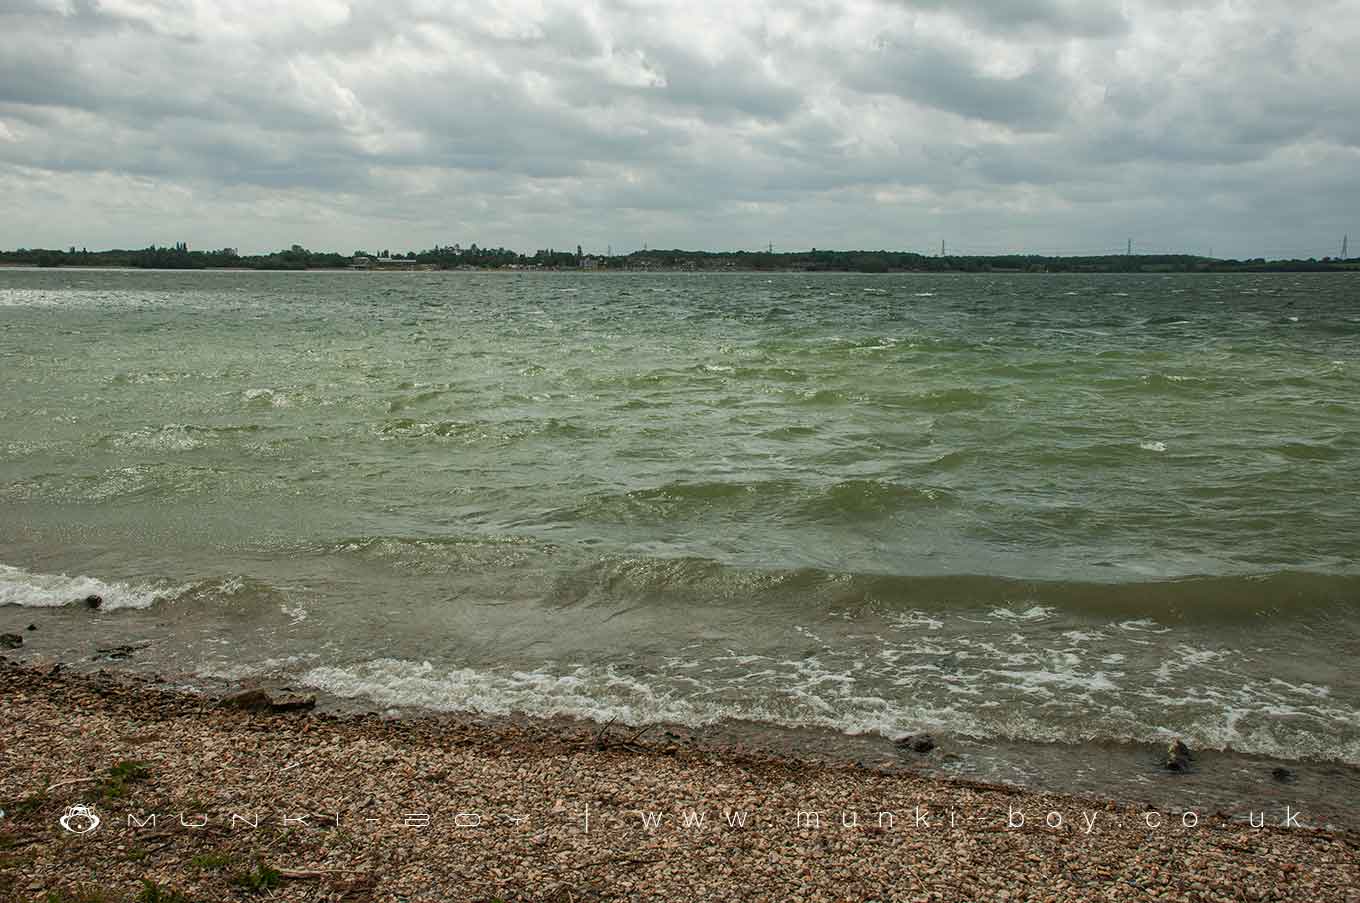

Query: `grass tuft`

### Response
(4, 790, 49, 820)
(135, 879, 195, 903)
(231, 860, 282, 894)
(189, 851, 233, 871)
(98, 761, 151, 799)
(43, 888, 119, 903)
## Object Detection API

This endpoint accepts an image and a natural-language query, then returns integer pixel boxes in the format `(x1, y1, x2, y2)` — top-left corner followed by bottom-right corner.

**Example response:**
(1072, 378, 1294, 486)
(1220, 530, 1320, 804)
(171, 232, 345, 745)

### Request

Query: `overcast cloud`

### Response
(0, 0, 1356, 258)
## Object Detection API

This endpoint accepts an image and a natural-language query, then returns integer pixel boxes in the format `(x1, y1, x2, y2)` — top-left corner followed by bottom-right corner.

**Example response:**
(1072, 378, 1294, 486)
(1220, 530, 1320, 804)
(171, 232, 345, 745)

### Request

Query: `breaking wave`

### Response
(297, 656, 1360, 766)
(0, 562, 186, 610)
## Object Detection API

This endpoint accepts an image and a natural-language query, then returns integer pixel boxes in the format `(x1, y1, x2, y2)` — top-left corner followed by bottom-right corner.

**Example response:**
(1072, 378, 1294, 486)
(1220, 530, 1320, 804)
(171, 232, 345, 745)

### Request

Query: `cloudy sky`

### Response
(1, 0, 1356, 258)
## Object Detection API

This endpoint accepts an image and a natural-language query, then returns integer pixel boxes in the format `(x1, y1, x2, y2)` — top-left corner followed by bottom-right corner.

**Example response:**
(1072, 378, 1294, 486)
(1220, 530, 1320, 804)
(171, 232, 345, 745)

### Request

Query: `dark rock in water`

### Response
(894, 733, 936, 754)
(221, 688, 273, 711)
(1271, 766, 1297, 784)
(26, 623, 37, 631)
(270, 693, 317, 713)
(220, 687, 316, 714)
(92, 644, 138, 662)
(0, 633, 23, 649)
(1164, 739, 1193, 773)
(83, 594, 103, 610)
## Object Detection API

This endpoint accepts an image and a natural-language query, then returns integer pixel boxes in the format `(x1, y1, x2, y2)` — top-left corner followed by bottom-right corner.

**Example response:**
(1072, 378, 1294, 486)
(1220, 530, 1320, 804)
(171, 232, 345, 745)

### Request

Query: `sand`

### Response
(2, 660, 1357, 902)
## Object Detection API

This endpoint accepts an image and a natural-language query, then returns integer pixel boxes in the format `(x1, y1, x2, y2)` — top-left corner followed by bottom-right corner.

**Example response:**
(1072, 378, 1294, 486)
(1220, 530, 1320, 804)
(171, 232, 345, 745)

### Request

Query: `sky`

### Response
(1, 0, 1356, 259)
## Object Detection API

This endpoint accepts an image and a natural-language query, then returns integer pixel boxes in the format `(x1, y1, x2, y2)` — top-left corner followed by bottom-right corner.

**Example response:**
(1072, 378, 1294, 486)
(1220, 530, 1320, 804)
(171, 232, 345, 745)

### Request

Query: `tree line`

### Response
(1, 243, 1356, 273)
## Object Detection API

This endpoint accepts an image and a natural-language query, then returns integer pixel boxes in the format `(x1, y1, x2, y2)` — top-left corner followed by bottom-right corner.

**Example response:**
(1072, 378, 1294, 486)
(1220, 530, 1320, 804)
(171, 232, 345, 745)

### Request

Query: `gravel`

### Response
(2, 660, 1357, 902)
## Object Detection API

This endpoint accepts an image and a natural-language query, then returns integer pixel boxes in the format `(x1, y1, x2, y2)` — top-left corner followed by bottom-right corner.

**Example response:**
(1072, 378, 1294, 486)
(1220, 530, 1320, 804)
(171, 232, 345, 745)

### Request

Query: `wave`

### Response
(315, 535, 1360, 620)
(297, 657, 1360, 766)
(539, 562, 1360, 620)
(878, 387, 992, 412)
(555, 478, 957, 525)
(385, 384, 456, 413)
(376, 417, 607, 443)
(0, 562, 186, 610)
(838, 570, 1360, 620)
(0, 563, 285, 612)
(102, 423, 267, 452)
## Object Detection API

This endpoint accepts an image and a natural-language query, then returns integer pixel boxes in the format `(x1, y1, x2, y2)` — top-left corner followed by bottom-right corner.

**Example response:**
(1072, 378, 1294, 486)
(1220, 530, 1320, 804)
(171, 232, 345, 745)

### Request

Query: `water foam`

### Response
(300, 659, 712, 725)
(282, 651, 1360, 765)
(0, 562, 184, 610)
(110, 425, 205, 452)
(243, 388, 289, 407)
(988, 605, 1055, 623)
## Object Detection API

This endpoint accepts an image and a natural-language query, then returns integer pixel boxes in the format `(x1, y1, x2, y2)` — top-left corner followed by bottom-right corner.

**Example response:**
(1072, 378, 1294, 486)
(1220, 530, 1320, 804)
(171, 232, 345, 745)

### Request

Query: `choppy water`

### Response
(2, 268, 1358, 814)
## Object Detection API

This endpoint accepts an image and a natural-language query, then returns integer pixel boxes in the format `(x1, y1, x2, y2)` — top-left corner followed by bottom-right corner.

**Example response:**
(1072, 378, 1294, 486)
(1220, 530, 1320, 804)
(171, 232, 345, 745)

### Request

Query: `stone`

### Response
(1271, 767, 1296, 784)
(1164, 739, 1193, 773)
(894, 733, 936, 754)
(220, 688, 273, 711)
(220, 687, 316, 713)
(84, 594, 104, 610)
(92, 644, 139, 661)
(0, 633, 23, 649)
(270, 693, 317, 713)
(26, 623, 37, 631)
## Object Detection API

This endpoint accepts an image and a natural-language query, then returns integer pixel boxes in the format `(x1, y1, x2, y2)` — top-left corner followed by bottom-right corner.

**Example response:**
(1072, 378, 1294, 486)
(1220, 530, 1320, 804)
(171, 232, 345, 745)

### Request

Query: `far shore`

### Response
(4, 261, 1359, 275)
(3, 659, 1357, 902)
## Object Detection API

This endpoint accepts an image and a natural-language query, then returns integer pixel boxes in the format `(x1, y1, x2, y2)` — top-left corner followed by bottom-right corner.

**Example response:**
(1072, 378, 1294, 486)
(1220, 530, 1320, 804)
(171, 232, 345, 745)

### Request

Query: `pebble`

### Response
(2, 660, 1356, 902)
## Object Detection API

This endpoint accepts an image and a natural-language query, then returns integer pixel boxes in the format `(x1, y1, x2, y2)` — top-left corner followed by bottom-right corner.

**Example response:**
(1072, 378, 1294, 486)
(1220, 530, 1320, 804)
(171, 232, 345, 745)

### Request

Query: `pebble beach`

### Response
(3, 660, 1357, 903)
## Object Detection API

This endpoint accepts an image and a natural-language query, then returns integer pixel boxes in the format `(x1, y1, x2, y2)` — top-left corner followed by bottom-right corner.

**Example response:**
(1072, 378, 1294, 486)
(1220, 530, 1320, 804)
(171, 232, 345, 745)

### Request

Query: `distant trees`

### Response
(526, 248, 578, 268)
(1, 243, 1356, 273)
(416, 244, 518, 268)
(131, 244, 204, 268)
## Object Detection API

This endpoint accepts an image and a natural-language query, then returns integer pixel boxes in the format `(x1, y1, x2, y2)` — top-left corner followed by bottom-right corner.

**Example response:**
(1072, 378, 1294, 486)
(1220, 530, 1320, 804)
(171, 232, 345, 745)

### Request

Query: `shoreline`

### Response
(5, 620, 1359, 835)
(4, 263, 1359, 274)
(3, 660, 1357, 901)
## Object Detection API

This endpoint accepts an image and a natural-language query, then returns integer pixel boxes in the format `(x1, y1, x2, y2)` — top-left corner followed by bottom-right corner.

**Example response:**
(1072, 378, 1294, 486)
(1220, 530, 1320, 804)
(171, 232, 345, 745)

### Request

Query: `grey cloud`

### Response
(628, 42, 804, 123)
(888, 0, 1130, 37)
(848, 34, 1071, 130)
(0, 0, 1356, 258)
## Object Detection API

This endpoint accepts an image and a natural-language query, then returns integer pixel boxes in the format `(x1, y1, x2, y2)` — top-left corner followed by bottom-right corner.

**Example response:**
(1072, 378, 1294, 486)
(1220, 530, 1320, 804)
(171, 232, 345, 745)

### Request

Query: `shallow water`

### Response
(2, 268, 1358, 817)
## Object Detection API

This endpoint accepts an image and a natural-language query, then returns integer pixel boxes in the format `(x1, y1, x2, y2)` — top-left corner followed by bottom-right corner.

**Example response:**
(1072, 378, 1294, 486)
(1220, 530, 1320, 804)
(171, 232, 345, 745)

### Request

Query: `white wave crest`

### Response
(0, 562, 183, 610)
(290, 656, 1360, 765)
(988, 605, 1054, 623)
(300, 659, 714, 726)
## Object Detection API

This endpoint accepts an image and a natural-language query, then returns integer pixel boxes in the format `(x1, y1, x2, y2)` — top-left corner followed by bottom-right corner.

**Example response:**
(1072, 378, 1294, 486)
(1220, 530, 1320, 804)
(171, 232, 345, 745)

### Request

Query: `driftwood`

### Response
(278, 867, 374, 879)
(593, 718, 655, 752)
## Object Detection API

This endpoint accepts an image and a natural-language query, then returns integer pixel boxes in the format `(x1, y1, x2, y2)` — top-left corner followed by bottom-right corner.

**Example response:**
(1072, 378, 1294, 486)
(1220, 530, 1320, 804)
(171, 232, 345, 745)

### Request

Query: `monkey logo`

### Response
(59, 804, 101, 835)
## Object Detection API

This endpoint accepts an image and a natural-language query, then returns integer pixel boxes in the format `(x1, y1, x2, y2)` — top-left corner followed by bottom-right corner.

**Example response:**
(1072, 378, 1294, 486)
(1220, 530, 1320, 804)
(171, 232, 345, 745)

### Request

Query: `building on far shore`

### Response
(353, 254, 421, 269)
